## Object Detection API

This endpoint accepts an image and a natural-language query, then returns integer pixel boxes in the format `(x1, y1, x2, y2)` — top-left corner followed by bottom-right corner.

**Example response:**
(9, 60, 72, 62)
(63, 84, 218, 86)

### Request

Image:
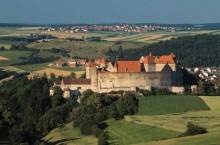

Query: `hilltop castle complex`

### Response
(51, 53, 185, 98)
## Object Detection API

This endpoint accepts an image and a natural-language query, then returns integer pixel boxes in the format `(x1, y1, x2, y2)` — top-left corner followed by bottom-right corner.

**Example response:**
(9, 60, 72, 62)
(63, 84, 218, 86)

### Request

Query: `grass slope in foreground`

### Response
(43, 122, 98, 145)
(106, 119, 180, 145)
(138, 95, 210, 116)
(137, 130, 220, 145)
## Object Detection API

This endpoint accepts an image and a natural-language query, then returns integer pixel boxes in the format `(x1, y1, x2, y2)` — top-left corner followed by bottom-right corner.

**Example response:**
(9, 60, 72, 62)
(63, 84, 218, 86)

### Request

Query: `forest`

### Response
(0, 76, 139, 145)
(106, 34, 220, 67)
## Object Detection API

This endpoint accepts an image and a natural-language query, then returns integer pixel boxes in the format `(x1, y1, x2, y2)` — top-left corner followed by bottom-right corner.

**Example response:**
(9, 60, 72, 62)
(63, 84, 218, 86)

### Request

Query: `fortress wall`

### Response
(97, 72, 172, 90)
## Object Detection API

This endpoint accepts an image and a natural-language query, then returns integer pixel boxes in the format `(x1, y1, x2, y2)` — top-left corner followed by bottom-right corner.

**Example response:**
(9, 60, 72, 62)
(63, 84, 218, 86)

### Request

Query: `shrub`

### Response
(98, 132, 108, 145)
(182, 122, 208, 136)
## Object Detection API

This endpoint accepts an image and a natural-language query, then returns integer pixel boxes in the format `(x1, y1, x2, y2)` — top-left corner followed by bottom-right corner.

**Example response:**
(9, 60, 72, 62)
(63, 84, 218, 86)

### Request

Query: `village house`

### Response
(56, 60, 66, 67)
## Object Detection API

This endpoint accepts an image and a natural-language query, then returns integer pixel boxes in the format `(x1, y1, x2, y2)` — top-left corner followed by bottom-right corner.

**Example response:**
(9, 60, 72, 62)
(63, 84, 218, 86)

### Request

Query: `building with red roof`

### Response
(52, 52, 185, 97)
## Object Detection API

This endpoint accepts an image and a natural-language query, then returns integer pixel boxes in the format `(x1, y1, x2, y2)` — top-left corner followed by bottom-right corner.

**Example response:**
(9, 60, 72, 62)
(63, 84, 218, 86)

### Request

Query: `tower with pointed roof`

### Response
(143, 53, 156, 72)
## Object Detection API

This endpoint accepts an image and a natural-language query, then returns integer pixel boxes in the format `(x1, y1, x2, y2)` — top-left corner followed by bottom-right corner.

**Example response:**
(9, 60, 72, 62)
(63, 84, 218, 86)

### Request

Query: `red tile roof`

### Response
(116, 61, 141, 72)
(155, 55, 175, 64)
(86, 61, 94, 67)
(94, 57, 107, 65)
(143, 55, 155, 64)
(100, 57, 106, 64)
(56, 60, 66, 65)
(54, 80, 61, 85)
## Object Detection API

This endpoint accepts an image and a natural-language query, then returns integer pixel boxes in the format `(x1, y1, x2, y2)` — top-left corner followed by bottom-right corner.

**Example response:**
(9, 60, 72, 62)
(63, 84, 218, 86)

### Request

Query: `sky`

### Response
(0, 0, 220, 24)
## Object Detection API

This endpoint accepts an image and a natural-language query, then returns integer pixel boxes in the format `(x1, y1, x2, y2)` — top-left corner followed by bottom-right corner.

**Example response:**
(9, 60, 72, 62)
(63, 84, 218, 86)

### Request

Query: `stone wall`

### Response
(95, 72, 172, 92)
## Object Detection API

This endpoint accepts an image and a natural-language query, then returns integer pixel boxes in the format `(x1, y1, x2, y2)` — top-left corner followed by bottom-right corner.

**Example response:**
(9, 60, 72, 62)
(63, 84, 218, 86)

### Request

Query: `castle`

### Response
(51, 53, 184, 98)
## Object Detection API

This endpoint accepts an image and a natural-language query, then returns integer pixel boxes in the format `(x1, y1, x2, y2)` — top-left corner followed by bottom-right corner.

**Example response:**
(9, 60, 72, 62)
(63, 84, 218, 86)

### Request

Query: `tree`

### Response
(51, 87, 65, 108)
(81, 89, 94, 104)
(115, 93, 139, 117)
(69, 72, 76, 78)
(80, 72, 86, 78)
(98, 132, 108, 145)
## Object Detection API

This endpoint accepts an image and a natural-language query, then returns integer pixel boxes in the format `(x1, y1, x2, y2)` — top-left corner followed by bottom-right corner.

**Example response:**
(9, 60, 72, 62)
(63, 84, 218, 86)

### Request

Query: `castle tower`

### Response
(143, 53, 156, 72)
(86, 61, 94, 78)
(91, 65, 98, 90)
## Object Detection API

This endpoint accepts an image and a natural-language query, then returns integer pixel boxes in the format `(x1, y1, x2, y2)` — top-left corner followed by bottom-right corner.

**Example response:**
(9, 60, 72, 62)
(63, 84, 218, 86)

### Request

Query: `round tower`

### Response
(91, 65, 98, 91)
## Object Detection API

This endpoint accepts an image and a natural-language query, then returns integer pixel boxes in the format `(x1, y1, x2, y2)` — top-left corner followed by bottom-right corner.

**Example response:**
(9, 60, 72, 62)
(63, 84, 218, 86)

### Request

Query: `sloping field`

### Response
(0, 51, 31, 67)
(106, 119, 180, 145)
(138, 95, 210, 116)
(0, 56, 9, 60)
(126, 96, 220, 133)
(1, 66, 25, 73)
(135, 130, 220, 145)
(43, 122, 98, 145)
(35, 68, 84, 78)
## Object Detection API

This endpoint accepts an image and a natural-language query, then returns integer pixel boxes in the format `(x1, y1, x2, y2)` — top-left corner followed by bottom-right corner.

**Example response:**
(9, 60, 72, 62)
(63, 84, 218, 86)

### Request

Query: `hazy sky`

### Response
(0, 0, 220, 24)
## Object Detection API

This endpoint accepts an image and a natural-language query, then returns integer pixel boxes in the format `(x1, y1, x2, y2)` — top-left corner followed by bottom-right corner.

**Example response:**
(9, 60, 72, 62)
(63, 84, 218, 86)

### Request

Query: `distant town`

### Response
(38, 23, 202, 33)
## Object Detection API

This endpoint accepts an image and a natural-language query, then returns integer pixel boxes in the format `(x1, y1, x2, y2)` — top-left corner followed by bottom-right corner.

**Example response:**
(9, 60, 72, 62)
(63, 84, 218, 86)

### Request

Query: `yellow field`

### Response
(105, 33, 143, 41)
(137, 34, 164, 42)
(0, 56, 9, 61)
(0, 75, 14, 83)
(35, 68, 84, 78)
(42, 31, 101, 39)
(160, 36, 175, 41)
(0, 33, 30, 37)
(1, 66, 24, 73)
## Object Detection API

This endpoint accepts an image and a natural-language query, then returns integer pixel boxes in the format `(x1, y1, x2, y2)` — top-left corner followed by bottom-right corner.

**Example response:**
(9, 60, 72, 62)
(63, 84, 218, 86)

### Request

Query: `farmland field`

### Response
(0, 27, 42, 36)
(137, 95, 210, 116)
(106, 119, 180, 145)
(28, 39, 145, 59)
(126, 96, 220, 133)
(43, 122, 98, 145)
(35, 68, 85, 78)
(0, 50, 31, 67)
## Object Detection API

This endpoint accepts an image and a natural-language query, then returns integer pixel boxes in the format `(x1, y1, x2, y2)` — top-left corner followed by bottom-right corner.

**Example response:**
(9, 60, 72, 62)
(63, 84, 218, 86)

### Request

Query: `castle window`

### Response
(77, 87, 81, 89)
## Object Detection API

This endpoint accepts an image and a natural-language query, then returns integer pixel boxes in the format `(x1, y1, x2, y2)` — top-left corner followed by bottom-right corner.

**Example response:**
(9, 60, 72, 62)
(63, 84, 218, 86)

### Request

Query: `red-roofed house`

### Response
(56, 60, 66, 67)
(116, 61, 141, 72)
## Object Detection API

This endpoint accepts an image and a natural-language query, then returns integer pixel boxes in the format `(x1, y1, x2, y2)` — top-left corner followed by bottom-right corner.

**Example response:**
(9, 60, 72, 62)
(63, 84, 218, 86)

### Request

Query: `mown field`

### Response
(106, 119, 180, 145)
(43, 122, 98, 145)
(137, 95, 210, 115)
(0, 50, 31, 67)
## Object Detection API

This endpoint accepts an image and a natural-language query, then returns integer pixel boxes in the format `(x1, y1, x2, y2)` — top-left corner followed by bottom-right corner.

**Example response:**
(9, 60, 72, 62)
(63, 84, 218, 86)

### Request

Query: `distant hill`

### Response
(109, 34, 220, 67)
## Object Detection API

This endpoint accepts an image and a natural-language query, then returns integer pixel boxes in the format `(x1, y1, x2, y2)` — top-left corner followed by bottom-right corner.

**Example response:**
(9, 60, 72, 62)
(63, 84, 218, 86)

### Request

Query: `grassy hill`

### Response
(43, 122, 98, 145)
(135, 130, 220, 145)
(137, 95, 210, 116)
(42, 96, 220, 145)
(106, 119, 180, 145)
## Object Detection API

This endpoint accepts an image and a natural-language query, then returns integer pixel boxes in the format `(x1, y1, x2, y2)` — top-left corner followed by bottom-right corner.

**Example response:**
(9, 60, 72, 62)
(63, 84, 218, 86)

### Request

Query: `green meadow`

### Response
(106, 119, 180, 145)
(43, 122, 98, 145)
(137, 95, 210, 116)
(0, 50, 31, 67)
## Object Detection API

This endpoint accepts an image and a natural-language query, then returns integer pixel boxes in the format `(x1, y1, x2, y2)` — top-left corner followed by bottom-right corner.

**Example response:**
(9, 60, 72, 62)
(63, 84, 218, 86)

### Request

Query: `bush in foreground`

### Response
(182, 122, 208, 136)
